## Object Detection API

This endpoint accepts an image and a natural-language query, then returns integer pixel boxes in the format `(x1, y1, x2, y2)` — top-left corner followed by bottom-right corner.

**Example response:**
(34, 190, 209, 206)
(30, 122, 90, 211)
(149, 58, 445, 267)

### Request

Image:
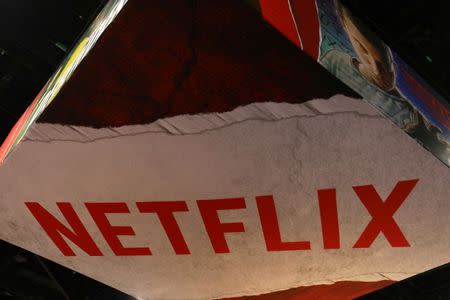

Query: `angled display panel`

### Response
(0, 0, 127, 164)
(260, 0, 449, 166)
(0, 1, 449, 299)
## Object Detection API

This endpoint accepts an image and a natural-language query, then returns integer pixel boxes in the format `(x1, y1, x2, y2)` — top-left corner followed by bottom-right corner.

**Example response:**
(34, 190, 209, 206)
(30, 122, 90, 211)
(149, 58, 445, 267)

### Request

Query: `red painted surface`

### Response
(137, 201, 191, 255)
(259, 0, 302, 48)
(25, 180, 416, 257)
(258, 0, 321, 60)
(288, 0, 321, 60)
(352, 179, 418, 248)
(86, 202, 152, 256)
(256, 195, 311, 251)
(25, 202, 103, 256)
(39, 0, 357, 127)
(318, 189, 340, 249)
(198, 198, 247, 254)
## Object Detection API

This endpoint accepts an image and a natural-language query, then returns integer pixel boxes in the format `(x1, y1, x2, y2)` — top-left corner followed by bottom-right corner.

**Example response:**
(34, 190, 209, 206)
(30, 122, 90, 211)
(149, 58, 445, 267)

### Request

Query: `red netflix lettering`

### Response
(25, 202, 102, 256)
(197, 198, 246, 253)
(317, 189, 340, 249)
(136, 201, 190, 255)
(256, 195, 311, 251)
(85, 203, 151, 256)
(25, 179, 420, 256)
(352, 179, 418, 248)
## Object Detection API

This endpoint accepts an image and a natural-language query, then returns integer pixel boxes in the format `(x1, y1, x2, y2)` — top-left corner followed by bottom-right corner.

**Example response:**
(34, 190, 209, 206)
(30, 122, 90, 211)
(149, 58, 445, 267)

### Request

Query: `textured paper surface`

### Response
(1, 95, 449, 299)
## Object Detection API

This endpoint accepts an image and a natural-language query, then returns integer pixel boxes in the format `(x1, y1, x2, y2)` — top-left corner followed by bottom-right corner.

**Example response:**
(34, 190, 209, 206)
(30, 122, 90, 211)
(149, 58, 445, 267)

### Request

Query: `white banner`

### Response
(1, 95, 449, 299)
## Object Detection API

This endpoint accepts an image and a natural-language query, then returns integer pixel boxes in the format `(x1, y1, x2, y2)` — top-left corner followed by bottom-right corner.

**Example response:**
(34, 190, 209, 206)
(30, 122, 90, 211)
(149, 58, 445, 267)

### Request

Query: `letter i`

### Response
(317, 189, 340, 249)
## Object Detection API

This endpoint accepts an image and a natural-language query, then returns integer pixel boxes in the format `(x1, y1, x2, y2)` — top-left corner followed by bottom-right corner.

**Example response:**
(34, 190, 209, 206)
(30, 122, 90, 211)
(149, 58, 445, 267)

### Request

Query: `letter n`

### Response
(25, 202, 102, 256)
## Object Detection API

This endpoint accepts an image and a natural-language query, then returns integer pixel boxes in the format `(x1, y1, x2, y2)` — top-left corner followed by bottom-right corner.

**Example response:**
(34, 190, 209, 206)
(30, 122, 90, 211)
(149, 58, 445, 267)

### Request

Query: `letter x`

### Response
(353, 179, 419, 248)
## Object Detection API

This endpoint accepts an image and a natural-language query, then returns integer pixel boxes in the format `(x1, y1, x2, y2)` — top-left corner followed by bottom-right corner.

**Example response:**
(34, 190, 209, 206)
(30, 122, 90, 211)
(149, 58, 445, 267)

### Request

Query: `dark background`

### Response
(0, 0, 107, 142)
(342, 0, 450, 104)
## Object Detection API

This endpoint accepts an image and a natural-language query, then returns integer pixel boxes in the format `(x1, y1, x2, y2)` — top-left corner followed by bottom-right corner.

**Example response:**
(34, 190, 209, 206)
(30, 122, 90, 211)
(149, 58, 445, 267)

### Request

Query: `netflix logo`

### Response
(25, 179, 418, 256)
